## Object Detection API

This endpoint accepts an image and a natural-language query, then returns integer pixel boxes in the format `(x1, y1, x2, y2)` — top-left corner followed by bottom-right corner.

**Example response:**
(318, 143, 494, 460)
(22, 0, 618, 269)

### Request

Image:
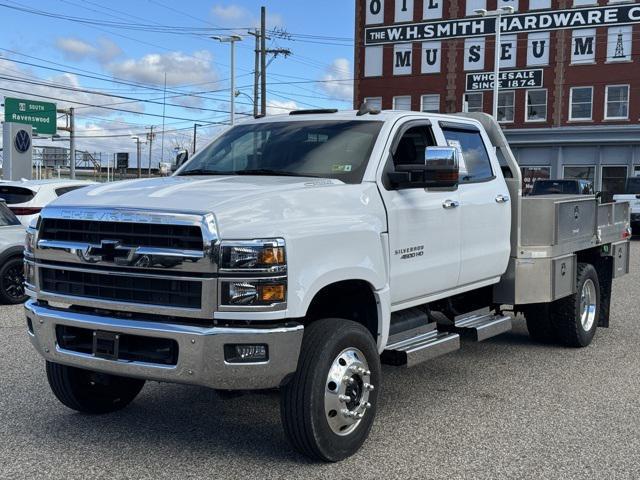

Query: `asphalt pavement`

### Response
(1, 240, 639, 479)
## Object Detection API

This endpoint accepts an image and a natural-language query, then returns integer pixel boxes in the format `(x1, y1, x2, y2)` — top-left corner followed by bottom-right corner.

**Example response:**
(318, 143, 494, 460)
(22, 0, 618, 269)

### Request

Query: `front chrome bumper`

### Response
(25, 300, 304, 390)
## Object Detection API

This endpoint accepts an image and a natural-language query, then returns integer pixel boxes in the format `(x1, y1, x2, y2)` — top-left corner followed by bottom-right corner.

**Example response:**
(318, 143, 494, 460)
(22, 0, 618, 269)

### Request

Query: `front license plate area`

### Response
(92, 331, 120, 360)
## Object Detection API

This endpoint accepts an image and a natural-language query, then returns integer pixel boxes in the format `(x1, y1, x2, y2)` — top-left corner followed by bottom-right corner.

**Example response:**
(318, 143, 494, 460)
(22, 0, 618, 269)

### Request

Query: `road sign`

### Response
(116, 152, 129, 169)
(3, 97, 57, 135)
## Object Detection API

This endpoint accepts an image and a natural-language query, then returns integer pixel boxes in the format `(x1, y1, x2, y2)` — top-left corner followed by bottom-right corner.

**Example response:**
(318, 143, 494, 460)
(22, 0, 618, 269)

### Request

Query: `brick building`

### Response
(354, 0, 640, 193)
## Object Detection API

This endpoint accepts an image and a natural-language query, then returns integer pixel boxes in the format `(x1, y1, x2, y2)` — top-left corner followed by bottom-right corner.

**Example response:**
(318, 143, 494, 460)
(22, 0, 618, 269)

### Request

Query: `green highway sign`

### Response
(4, 97, 57, 135)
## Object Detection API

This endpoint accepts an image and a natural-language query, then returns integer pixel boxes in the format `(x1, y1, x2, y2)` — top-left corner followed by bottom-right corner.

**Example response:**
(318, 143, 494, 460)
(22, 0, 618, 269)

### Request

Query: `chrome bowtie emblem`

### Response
(14, 129, 31, 153)
(80, 240, 133, 264)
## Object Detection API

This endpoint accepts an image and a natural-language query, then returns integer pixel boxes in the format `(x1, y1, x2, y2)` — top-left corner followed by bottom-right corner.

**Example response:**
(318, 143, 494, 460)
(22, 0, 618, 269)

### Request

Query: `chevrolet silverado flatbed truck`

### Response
(24, 108, 632, 461)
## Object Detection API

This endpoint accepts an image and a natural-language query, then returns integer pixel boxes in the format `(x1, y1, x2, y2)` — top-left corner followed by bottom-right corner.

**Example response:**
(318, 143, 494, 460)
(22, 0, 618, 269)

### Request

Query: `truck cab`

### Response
(23, 109, 631, 462)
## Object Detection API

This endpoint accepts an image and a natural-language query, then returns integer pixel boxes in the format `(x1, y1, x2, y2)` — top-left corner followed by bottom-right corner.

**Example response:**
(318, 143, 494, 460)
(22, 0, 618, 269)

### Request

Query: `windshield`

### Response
(177, 120, 383, 184)
(0, 202, 20, 227)
(625, 178, 640, 194)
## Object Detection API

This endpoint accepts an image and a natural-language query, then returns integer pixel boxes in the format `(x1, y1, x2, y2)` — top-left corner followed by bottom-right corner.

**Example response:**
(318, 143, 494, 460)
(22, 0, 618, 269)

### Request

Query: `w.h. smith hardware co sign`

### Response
(365, 5, 640, 45)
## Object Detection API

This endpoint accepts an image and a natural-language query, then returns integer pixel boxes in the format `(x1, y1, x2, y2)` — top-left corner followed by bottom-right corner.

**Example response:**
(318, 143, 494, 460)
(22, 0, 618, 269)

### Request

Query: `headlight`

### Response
(25, 227, 37, 254)
(219, 239, 286, 273)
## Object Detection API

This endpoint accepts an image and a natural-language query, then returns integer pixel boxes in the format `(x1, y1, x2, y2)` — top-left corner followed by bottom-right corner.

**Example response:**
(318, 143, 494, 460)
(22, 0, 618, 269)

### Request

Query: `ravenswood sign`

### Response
(3, 97, 57, 135)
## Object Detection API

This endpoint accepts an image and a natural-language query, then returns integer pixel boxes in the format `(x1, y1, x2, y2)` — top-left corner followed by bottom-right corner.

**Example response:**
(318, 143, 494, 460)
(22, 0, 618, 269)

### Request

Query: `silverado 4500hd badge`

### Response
(395, 245, 425, 260)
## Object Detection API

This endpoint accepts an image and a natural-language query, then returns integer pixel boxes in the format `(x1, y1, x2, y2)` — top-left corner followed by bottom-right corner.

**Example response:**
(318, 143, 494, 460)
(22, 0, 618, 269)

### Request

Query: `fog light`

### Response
(224, 344, 268, 363)
(222, 281, 287, 306)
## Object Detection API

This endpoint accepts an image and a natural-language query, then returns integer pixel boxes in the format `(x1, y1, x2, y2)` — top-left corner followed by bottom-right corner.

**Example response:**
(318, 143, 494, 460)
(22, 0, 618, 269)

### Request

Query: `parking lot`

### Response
(0, 240, 637, 479)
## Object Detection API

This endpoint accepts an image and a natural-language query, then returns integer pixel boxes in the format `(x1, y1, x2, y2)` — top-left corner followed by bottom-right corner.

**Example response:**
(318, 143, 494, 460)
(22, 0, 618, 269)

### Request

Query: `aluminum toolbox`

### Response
(494, 195, 630, 305)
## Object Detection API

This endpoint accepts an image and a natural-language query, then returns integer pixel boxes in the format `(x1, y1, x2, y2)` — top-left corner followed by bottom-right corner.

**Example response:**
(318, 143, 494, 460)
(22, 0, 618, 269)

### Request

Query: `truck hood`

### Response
(48, 175, 383, 238)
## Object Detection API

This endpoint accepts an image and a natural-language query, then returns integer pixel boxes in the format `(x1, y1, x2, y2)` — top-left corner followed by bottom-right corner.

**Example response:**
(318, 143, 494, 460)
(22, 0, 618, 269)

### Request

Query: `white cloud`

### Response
(211, 4, 284, 29)
(54, 37, 122, 64)
(211, 4, 246, 21)
(0, 59, 144, 117)
(55, 38, 96, 61)
(320, 58, 353, 102)
(266, 99, 298, 116)
(107, 50, 217, 87)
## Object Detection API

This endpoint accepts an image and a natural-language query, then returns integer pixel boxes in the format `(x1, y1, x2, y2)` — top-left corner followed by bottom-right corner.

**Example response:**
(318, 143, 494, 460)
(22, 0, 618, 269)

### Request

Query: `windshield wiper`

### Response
(177, 169, 234, 176)
(236, 169, 321, 178)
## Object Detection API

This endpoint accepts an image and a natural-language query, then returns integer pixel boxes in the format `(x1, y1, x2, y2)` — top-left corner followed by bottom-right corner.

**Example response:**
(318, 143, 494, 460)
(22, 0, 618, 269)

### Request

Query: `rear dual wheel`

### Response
(524, 263, 600, 348)
(280, 318, 380, 462)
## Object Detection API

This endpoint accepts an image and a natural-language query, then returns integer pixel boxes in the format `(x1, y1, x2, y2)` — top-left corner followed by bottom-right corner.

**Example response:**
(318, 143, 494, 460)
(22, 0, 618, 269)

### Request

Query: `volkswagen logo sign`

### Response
(14, 129, 31, 153)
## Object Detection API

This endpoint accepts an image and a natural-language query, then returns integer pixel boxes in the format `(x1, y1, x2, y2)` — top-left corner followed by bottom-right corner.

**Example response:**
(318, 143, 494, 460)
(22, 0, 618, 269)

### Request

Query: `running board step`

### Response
(447, 313, 513, 342)
(382, 330, 460, 368)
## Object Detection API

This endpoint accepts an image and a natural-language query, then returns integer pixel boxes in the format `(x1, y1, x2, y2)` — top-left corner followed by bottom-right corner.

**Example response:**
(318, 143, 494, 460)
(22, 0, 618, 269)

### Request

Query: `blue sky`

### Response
(0, 0, 355, 166)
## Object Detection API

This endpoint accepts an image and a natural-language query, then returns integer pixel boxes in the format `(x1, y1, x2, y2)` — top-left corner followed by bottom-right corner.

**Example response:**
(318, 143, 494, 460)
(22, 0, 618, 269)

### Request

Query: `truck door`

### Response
(440, 122, 511, 286)
(378, 122, 461, 306)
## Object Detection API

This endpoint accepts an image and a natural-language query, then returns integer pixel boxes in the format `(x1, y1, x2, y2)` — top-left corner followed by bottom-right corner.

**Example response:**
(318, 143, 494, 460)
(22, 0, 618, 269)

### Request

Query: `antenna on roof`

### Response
(357, 101, 381, 117)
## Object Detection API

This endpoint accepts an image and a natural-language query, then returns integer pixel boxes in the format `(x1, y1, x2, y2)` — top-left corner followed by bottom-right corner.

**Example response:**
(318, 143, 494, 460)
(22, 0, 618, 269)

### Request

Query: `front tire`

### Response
(280, 318, 380, 462)
(0, 256, 27, 304)
(46, 362, 145, 414)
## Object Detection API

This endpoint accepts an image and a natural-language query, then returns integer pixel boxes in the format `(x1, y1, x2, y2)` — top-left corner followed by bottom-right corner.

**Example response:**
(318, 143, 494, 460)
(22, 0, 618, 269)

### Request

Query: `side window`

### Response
(441, 127, 494, 183)
(392, 125, 435, 168)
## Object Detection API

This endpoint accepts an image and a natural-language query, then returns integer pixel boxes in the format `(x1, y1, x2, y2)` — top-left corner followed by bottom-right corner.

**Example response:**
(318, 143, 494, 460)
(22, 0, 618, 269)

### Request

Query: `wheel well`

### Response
(305, 280, 379, 341)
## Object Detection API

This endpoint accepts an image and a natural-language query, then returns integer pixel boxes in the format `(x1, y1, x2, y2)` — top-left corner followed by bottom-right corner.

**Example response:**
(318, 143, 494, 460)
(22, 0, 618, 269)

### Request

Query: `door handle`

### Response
(442, 199, 460, 209)
(495, 194, 510, 204)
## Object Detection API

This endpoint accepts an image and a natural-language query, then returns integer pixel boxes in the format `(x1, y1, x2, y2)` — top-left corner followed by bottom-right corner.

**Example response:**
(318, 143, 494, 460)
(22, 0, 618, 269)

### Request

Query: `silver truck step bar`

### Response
(382, 323, 460, 368)
(448, 312, 513, 342)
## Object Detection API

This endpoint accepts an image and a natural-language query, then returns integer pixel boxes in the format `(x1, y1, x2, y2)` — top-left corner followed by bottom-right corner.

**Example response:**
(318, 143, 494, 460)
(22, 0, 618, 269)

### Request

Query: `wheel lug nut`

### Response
(338, 394, 350, 403)
(343, 376, 354, 384)
(364, 402, 372, 409)
(364, 383, 374, 391)
(364, 370, 371, 376)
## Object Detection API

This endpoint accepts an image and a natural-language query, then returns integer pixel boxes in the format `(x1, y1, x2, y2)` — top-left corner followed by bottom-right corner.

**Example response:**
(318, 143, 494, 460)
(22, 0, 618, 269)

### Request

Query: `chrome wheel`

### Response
(324, 347, 374, 436)
(580, 278, 597, 331)
(2, 262, 25, 301)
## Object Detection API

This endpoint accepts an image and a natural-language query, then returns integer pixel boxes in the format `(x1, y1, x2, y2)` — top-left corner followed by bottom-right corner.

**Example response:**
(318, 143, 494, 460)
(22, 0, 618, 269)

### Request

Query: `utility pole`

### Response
(247, 28, 260, 118)
(146, 125, 155, 177)
(260, 6, 267, 117)
(57, 107, 76, 178)
(475, 7, 514, 120)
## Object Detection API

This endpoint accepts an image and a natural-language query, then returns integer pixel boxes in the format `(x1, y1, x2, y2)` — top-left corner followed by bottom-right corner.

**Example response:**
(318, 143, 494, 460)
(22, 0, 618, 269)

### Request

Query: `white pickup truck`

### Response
(24, 109, 632, 462)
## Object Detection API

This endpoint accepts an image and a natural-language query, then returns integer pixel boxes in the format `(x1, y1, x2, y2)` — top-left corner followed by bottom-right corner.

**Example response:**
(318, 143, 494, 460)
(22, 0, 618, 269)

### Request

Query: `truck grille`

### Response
(40, 218, 203, 251)
(41, 268, 202, 309)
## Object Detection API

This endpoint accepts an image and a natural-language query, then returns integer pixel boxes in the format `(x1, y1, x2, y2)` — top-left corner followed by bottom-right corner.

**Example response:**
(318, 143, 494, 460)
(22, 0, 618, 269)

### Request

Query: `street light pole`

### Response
(211, 35, 243, 125)
(475, 7, 514, 120)
(193, 123, 203, 154)
(131, 136, 141, 178)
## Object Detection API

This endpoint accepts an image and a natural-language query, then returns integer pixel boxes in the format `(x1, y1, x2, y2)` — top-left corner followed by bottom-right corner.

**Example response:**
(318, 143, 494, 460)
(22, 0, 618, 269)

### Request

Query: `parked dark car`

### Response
(0, 199, 27, 304)
(530, 179, 595, 196)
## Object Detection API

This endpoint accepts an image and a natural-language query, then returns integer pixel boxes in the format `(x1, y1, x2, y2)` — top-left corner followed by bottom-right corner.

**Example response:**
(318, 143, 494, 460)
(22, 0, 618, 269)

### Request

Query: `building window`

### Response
(463, 92, 483, 113)
(529, 0, 551, 9)
(573, 0, 597, 5)
(521, 166, 551, 195)
(393, 96, 412, 111)
(364, 46, 383, 77)
(607, 26, 632, 62)
(564, 166, 595, 185)
(466, 0, 486, 16)
(498, 91, 515, 123)
(526, 89, 547, 122)
(364, 97, 382, 110)
(569, 87, 593, 121)
(421, 94, 440, 113)
(601, 166, 628, 194)
(571, 28, 596, 64)
(605, 85, 630, 120)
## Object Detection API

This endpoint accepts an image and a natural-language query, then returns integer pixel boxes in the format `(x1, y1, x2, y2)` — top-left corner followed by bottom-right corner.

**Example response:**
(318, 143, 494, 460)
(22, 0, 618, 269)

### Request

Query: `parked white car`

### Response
(0, 200, 27, 304)
(0, 179, 95, 226)
(614, 177, 640, 233)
